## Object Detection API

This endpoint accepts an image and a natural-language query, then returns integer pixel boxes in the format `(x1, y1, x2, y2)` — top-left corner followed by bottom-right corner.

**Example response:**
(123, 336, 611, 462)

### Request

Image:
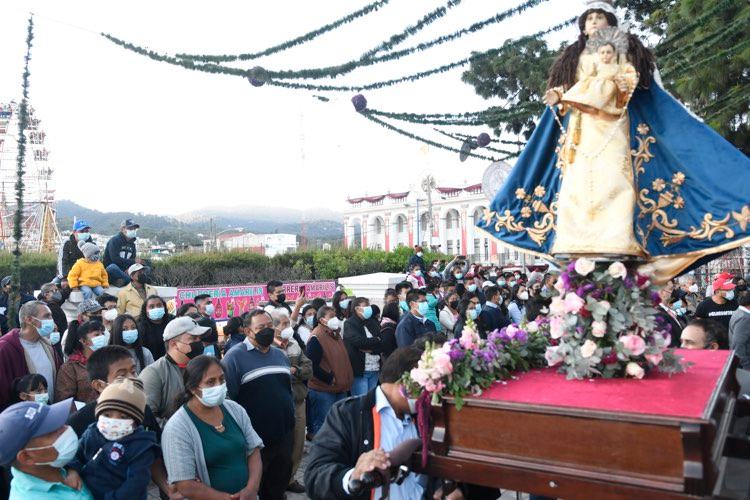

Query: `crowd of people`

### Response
(0, 240, 748, 499)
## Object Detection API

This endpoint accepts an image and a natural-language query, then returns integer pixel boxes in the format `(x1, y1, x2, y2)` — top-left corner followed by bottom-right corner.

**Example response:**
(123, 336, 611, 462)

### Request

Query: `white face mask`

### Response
(103, 308, 119, 322)
(689, 284, 699, 293)
(518, 291, 530, 301)
(326, 317, 341, 331)
(97, 416, 135, 441)
(26, 426, 79, 467)
(198, 382, 227, 407)
(280, 327, 294, 340)
(33, 392, 49, 405)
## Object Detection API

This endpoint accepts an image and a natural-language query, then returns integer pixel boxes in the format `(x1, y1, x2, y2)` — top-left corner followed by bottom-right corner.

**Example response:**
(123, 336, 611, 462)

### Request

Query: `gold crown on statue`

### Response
(585, 0, 617, 15)
(586, 26, 630, 55)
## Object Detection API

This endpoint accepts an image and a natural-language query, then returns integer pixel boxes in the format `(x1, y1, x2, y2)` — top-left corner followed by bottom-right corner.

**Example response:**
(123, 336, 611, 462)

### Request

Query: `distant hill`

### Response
(55, 200, 343, 245)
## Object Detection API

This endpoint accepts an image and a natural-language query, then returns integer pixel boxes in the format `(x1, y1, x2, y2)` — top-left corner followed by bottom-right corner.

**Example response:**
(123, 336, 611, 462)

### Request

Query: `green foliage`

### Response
(0, 253, 57, 292)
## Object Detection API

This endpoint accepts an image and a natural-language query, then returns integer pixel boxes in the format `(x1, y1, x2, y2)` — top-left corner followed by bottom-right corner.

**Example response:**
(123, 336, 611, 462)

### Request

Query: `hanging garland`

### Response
(662, 37, 750, 80)
(360, 112, 501, 161)
(451, 131, 525, 146)
(654, 0, 740, 55)
(175, 0, 392, 63)
(360, 0, 462, 59)
(366, 101, 543, 126)
(10, 16, 33, 329)
(432, 128, 520, 157)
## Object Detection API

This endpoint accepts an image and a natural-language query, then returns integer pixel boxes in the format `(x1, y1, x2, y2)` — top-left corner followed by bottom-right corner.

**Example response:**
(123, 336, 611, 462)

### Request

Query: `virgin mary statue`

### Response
(479, 0, 750, 283)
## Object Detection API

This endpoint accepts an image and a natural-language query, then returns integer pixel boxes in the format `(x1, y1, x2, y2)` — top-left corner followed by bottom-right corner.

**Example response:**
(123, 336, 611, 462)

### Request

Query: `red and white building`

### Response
(343, 182, 538, 266)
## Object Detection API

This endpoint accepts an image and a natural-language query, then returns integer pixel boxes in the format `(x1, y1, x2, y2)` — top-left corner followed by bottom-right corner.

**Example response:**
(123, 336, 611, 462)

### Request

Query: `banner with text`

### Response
(175, 280, 338, 321)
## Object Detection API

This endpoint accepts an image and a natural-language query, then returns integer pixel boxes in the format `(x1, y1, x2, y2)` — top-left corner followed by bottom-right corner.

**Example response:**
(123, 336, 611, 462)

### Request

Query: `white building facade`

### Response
(343, 182, 538, 266)
(217, 232, 298, 257)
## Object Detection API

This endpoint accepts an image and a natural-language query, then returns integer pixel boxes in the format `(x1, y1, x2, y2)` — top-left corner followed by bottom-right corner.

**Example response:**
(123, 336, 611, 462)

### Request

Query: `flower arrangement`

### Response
(544, 258, 687, 379)
(402, 318, 549, 410)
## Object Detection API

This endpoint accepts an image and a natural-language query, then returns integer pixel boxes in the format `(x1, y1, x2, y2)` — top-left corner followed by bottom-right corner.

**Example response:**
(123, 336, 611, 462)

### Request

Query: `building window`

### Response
(397, 217, 405, 233)
(473, 238, 480, 256)
(446, 241, 454, 255)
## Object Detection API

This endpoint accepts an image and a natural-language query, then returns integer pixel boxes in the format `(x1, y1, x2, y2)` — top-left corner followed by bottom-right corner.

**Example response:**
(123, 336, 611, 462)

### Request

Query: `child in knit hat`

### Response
(68, 242, 109, 300)
(70, 378, 159, 499)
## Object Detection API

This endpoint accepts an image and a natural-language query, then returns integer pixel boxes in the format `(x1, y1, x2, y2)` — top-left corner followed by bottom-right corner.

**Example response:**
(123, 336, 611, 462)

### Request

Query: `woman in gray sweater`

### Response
(162, 355, 263, 499)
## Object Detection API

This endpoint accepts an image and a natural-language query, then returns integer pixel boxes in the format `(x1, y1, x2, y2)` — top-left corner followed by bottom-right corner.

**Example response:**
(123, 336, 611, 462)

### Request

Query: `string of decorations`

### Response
(175, 0, 392, 63)
(702, 86, 750, 122)
(451, 131, 526, 146)
(432, 128, 520, 157)
(366, 102, 543, 127)
(654, 0, 739, 55)
(662, 37, 750, 80)
(247, 0, 554, 81)
(10, 16, 34, 328)
(360, 0, 462, 59)
(360, 111, 500, 161)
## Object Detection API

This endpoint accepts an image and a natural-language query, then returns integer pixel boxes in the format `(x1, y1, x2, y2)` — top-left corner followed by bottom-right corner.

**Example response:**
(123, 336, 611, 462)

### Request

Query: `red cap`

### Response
(713, 275, 736, 291)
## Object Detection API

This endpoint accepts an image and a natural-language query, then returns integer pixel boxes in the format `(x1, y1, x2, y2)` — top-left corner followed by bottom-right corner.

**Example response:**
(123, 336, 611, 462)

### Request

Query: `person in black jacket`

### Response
(379, 302, 400, 359)
(304, 346, 471, 500)
(478, 286, 511, 335)
(59, 219, 91, 280)
(104, 219, 140, 286)
(137, 295, 174, 361)
(454, 298, 483, 339)
(344, 297, 383, 397)
(406, 245, 426, 273)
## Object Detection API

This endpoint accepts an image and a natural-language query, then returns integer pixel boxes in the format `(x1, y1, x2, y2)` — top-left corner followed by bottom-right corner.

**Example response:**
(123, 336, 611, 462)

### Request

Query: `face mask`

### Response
(414, 270, 423, 277)
(103, 308, 118, 322)
(467, 284, 478, 293)
(725, 290, 735, 301)
(203, 345, 216, 357)
(122, 329, 139, 345)
(126, 229, 137, 239)
(339, 298, 351, 310)
(280, 327, 294, 340)
(449, 300, 459, 309)
(185, 340, 205, 359)
(361, 306, 373, 320)
(49, 331, 60, 345)
(498, 279, 507, 286)
(51, 291, 63, 303)
(489, 273, 498, 279)
(326, 317, 341, 331)
(33, 317, 55, 337)
(399, 300, 408, 312)
(88, 254, 100, 262)
(254, 327, 275, 348)
(198, 382, 227, 407)
(416, 252, 423, 257)
(276, 293, 287, 303)
(77, 232, 91, 241)
(97, 416, 135, 441)
(518, 291, 530, 301)
(468, 309, 478, 320)
(429, 271, 441, 278)
(33, 392, 49, 405)
(90, 332, 110, 351)
(737, 284, 748, 292)
(509, 280, 517, 287)
(417, 302, 429, 316)
(26, 426, 79, 467)
(454, 274, 463, 280)
(204, 304, 216, 316)
(305, 316, 315, 327)
(689, 284, 699, 293)
(148, 307, 165, 321)
(672, 300, 683, 311)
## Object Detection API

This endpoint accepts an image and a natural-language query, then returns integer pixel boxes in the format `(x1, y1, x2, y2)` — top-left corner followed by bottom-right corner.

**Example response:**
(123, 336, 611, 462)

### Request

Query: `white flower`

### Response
(526, 321, 539, 333)
(625, 362, 645, 379)
(549, 296, 566, 316)
(592, 321, 607, 338)
(599, 300, 611, 313)
(580, 339, 597, 358)
(550, 316, 565, 339)
(545, 346, 563, 367)
(554, 276, 566, 294)
(574, 258, 596, 276)
(608, 261, 627, 279)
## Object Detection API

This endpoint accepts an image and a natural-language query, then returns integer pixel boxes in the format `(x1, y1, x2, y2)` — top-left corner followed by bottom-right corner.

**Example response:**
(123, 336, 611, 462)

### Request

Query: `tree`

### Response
(463, 0, 750, 155)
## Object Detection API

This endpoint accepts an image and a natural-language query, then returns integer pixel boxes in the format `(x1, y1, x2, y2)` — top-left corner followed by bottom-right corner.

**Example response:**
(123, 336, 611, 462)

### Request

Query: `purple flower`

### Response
(567, 261, 577, 273)
(476, 133, 491, 147)
(515, 330, 528, 343)
(623, 276, 635, 289)
(650, 291, 661, 306)
(591, 289, 604, 300)
(576, 283, 596, 297)
(559, 272, 571, 291)
(351, 94, 368, 112)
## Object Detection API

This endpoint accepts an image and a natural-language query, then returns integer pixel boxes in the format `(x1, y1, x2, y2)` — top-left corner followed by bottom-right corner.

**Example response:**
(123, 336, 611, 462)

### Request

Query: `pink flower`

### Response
(506, 325, 518, 339)
(621, 334, 646, 356)
(459, 327, 478, 350)
(550, 296, 566, 316)
(645, 353, 663, 366)
(626, 362, 645, 379)
(563, 292, 585, 314)
(545, 346, 563, 366)
(554, 276, 566, 294)
(591, 321, 607, 338)
(580, 339, 597, 358)
(432, 350, 453, 376)
(574, 258, 596, 276)
(608, 261, 627, 279)
(550, 316, 565, 339)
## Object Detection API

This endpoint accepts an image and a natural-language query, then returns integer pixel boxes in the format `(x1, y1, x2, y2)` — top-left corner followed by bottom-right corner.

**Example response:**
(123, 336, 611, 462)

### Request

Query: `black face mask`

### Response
(276, 293, 286, 304)
(186, 340, 205, 359)
(137, 273, 152, 285)
(449, 300, 459, 310)
(201, 330, 218, 344)
(737, 284, 748, 292)
(254, 328, 275, 348)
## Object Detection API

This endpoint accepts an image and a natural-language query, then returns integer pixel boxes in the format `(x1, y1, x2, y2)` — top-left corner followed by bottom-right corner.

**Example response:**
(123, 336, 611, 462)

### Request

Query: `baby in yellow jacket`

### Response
(68, 242, 109, 300)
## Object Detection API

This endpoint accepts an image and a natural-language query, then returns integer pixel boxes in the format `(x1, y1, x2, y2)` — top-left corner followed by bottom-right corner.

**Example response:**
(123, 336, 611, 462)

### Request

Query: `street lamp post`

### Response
(214, 227, 244, 251)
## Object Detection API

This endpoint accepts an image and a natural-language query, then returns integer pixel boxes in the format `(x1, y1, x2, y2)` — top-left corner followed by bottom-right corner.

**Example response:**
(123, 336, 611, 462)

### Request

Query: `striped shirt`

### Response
(222, 339, 294, 445)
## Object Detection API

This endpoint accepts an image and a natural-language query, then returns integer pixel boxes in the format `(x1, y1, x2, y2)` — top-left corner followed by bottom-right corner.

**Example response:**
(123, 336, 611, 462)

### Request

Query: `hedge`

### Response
(5, 248, 446, 289)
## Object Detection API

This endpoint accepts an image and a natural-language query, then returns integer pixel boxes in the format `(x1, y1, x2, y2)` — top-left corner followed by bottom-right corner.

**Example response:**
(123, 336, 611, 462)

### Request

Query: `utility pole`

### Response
(421, 175, 436, 250)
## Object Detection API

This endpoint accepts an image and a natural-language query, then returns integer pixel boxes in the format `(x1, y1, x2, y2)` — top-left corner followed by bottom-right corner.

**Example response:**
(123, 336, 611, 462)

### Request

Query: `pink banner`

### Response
(175, 280, 337, 321)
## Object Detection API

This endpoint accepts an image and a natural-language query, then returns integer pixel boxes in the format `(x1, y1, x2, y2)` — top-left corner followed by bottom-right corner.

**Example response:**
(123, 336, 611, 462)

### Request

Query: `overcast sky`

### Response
(0, 0, 580, 215)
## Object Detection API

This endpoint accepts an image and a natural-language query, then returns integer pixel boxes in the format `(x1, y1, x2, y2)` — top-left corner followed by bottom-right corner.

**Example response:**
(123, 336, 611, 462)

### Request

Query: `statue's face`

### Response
(585, 11, 610, 36)
(597, 44, 615, 64)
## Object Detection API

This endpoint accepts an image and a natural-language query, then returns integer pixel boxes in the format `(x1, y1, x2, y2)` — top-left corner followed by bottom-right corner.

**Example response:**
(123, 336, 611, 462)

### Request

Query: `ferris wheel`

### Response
(0, 101, 61, 253)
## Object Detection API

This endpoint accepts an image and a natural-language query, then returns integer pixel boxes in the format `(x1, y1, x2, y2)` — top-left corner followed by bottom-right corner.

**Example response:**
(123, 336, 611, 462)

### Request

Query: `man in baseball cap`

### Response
(139, 317, 208, 420)
(103, 219, 143, 287)
(115, 263, 157, 318)
(58, 220, 92, 284)
(695, 273, 739, 332)
(0, 398, 93, 498)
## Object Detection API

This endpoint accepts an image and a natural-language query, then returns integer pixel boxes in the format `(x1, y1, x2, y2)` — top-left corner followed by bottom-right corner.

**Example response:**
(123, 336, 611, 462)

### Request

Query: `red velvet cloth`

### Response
(477, 349, 731, 419)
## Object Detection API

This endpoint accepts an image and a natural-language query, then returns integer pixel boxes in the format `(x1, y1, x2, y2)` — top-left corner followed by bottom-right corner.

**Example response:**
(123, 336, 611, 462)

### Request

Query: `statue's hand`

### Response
(543, 89, 560, 106)
(614, 75, 629, 93)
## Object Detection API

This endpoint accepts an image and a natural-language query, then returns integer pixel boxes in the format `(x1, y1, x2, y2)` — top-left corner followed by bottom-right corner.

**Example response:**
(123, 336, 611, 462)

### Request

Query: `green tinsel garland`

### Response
(662, 37, 750, 80)
(361, 112, 501, 161)
(10, 16, 33, 328)
(655, 0, 740, 54)
(451, 131, 526, 146)
(176, 0, 392, 62)
(432, 128, 520, 157)
(366, 101, 543, 127)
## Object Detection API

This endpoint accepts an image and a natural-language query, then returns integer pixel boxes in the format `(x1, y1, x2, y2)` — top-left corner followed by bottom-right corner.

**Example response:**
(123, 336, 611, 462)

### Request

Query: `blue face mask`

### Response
(339, 298, 351, 310)
(399, 300, 408, 312)
(672, 300, 683, 311)
(90, 332, 110, 351)
(205, 304, 216, 316)
(498, 279, 507, 286)
(147, 307, 165, 321)
(468, 308, 478, 320)
(509, 280, 517, 287)
(726, 290, 735, 301)
(414, 270, 422, 277)
(467, 284, 478, 293)
(49, 331, 60, 345)
(203, 345, 216, 357)
(361, 305, 373, 320)
(33, 317, 55, 337)
(125, 229, 137, 239)
(77, 232, 91, 241)
(305, 316, 315, 327)
(417, 301, 429, 316)
(122, 329, 139, 345)
(454, 274, 463, 280)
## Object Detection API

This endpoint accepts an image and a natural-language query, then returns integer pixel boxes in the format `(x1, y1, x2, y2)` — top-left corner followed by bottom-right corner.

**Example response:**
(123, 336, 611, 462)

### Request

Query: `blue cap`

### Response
(73, 220, 90, 232)
(0, 398, 72, 466)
